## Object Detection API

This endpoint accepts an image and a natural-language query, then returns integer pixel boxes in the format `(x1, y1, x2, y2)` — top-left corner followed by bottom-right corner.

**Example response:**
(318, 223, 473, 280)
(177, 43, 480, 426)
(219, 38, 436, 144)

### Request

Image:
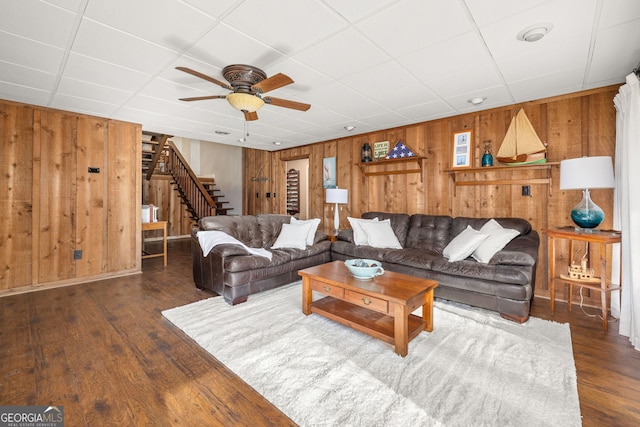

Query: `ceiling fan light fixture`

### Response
(517, 23, 553, 42)
(226, 93, 265, 112)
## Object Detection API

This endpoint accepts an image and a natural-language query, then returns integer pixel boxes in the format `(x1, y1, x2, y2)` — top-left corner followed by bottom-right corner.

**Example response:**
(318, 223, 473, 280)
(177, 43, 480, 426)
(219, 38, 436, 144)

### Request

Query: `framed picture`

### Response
(322, 156, 336, 189)
(373, 141, 390, 160)
(451, 130, 473, 169)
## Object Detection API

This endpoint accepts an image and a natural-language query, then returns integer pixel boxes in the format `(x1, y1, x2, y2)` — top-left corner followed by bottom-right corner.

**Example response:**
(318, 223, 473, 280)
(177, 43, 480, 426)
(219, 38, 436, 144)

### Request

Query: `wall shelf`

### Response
(356, 157, 427, 182)
(446, 162, 558, 195)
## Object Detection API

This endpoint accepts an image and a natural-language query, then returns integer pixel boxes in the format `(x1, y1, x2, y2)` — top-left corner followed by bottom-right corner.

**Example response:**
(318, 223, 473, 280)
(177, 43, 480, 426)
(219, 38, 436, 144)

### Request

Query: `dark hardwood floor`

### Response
(1, 238, 639, 426)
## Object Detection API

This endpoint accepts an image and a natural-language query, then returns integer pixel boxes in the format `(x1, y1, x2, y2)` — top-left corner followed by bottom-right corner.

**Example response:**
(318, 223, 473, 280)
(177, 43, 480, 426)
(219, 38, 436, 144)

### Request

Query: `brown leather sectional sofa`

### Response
(191, 212, 539, 322)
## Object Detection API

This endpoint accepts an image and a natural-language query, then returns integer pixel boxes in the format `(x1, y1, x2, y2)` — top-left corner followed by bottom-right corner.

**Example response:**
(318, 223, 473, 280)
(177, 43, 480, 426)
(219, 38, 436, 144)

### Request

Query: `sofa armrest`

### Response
(489, 231, 539, 266)
(209, 244, 252, 257)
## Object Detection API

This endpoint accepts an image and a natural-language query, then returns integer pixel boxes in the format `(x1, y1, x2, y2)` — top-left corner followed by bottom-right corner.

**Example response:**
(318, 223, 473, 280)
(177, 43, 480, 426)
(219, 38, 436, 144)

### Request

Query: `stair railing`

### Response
(166, 141, 216, 220)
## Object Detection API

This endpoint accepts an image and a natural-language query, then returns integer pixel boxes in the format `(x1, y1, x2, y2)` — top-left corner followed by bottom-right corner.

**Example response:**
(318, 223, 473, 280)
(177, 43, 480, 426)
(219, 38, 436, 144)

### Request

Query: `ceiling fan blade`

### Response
(178, 95, 226, 102)
(264, 97, 311, 111)
(176, 67, 232, 90)
(244, 111, 259, 121)
(252, 73, 294, 93)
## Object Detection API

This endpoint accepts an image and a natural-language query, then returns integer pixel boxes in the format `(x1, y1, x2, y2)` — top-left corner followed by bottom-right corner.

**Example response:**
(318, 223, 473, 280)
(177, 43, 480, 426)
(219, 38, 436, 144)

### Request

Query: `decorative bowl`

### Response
(344, 259, 384, 279)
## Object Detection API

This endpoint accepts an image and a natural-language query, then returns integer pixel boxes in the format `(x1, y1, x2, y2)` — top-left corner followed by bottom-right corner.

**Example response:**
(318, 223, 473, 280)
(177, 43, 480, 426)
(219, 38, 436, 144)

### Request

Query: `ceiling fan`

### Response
(176, 64, 311, 121)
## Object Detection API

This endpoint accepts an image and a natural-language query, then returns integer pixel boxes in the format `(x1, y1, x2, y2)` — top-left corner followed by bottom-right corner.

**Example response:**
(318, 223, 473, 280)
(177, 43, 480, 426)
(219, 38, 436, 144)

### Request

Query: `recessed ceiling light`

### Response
(517, 23, 553, 42)
(215, 130, 230, 135)
(273, 141, 282, 146)
(467, 97, 487, 105)
(344, 125, 356, 131)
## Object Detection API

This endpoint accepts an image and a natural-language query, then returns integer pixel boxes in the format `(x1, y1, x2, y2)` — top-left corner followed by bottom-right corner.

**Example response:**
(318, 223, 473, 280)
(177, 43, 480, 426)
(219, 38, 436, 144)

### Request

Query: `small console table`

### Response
(545, 227, 621, 332)
(142, 221, 168, 266)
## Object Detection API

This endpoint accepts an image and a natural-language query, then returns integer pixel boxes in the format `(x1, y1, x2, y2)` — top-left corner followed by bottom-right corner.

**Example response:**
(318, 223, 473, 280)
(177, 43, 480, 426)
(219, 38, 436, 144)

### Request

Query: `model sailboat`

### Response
(496, 109, 547, 165)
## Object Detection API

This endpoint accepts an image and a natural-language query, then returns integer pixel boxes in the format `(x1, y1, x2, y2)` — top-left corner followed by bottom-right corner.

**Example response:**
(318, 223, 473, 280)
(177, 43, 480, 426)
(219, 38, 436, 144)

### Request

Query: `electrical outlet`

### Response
(521, 185, 531, 196)
(73, 250, 82, 260)
(266, 192, 271, 198)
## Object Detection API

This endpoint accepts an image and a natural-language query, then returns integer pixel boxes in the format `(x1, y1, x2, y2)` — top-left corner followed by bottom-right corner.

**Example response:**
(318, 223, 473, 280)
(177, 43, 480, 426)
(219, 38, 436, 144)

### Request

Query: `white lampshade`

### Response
(326, 188, 348, 204)
(226, 93, 265, 112)
(559, 156, 615, 190)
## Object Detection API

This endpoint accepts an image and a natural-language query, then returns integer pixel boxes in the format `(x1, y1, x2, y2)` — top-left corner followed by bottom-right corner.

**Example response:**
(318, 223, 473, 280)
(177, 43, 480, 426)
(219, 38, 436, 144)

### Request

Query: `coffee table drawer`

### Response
(345, 290, 388, 314)
(310, 280, 344, 299)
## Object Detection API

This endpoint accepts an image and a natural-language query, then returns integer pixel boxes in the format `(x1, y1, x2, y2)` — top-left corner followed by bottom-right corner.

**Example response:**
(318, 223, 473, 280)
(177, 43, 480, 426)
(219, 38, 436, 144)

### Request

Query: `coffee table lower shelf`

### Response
(311, 297, 426, 347)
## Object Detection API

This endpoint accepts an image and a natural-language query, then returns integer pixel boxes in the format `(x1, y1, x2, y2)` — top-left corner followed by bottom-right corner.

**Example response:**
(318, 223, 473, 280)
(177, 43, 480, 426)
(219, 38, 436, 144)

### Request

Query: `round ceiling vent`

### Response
(517, 23, 554, 42)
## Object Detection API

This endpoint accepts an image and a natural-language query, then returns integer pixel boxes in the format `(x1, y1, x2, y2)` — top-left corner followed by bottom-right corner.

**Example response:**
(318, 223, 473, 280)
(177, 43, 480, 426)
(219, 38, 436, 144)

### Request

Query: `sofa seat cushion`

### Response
(277, 240, 332, 261)
(429, 256, 533, 286)
(382, 248, 442, 270)
(224, 250, 291, 272)
(330, 240, 391, 261)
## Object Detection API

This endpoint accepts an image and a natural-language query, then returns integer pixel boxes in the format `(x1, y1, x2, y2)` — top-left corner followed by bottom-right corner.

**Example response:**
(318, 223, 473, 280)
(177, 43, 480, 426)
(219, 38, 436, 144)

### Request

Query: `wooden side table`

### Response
(545, 227, 621, 332)
(142, 221, 168, 266)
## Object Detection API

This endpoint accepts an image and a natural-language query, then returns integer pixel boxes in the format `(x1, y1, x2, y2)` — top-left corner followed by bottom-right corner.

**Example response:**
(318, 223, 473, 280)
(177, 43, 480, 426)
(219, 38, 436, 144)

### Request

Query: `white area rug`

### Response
(163, 283, 581, 426)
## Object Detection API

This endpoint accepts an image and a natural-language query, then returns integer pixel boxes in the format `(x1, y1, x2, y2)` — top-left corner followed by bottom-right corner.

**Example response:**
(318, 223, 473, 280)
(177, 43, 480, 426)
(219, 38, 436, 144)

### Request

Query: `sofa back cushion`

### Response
(405, 215, 453, 254)
(199, 215, 263, 247)
(451, 217, 531, 239)
(362, 212, 410, 247)
(257, 214, 293, 248)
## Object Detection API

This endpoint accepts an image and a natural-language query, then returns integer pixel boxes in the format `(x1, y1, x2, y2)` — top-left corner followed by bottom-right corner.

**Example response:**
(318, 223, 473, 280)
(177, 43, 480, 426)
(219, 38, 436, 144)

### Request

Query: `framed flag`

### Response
(385, 140, 416, 159)
(451, 130, 473, 169)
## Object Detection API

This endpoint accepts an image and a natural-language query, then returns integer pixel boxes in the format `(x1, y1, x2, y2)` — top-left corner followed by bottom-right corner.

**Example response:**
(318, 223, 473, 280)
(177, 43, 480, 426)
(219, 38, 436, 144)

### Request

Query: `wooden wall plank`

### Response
(76, 116, 107, 277)
(0, 103, 33, 289)
(38, 110, 76, 283)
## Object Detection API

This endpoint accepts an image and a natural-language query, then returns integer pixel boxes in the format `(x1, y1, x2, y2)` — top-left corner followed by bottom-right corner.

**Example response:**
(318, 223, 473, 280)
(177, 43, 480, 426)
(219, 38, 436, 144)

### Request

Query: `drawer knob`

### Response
(323, 285, 331, 292)
(362, 297, 372, 305)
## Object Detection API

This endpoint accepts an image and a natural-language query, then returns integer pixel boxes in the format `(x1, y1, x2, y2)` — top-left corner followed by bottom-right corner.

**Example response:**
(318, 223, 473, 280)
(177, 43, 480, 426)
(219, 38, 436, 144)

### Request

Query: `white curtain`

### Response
(613, 72, 640, 350)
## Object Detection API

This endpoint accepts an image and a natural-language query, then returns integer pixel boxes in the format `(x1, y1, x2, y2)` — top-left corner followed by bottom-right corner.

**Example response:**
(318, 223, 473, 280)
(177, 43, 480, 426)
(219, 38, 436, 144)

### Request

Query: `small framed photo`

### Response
(373, 141, 390, 160)
(451, 130, 473, 169)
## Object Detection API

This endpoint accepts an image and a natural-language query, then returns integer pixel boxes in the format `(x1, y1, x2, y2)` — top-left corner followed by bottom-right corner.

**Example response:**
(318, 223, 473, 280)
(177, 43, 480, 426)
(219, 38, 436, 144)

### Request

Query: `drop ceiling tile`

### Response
(0, 32, 65, 74)
(261, 59, 332, 97)
(443, 85, 513, 113)
(497, 34, 591, 83)
(479, 0, 597, 62)
(0, 81, 51, 105)
(57, 77, 132, 105)
(84, 0, 216, 51)
(598, 0, 640, 28)
(111, 107, 169, 127)
(397, 99, 456, 121)
(181, 0, 238, 19)
(223, 0, 348, 54)
(463, 0, 550, 26)
(125, 94, 192, 116)
(425, 63, 505, 99)
(44, 0, 83, 12)
(322, 0, 397, 22)
(140, 77, 226, 110)
(63, 53, 151, 92)
(72, 19, 178, 73)
(398, 32, 493, 83)
(339, 60, 419, 95)
(356, 110, 412, 129)
(1, 0, 77, 48)
(357, 0, 474, 57)
(294, 28, 390, 80)
(51, 93, 119, 117)
(303, 82, 388, 118)
(591, 19, 640, 64)
(185, 22, 286, 70)
(371, 85, 438, 111)
(0, 61, 57, 91)
(508, 67, 585, 101)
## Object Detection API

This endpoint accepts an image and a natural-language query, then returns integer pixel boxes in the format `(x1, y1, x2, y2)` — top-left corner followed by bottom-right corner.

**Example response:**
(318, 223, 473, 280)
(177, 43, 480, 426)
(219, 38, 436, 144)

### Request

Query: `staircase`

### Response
(142, 132, 234, 221)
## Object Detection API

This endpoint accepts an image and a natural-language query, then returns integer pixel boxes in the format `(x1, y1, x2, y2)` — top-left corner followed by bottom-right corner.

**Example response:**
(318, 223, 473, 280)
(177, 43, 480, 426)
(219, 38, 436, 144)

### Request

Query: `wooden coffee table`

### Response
(298, 261, 438, 357)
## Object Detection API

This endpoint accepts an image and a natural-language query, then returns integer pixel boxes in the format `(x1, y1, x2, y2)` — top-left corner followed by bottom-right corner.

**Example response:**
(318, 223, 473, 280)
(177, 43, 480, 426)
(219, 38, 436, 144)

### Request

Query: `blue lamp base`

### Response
(570, 189, 604, 229)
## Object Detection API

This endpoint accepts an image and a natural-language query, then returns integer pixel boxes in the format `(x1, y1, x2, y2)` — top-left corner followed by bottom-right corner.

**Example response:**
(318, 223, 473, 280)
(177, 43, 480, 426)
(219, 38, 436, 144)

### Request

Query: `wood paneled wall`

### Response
(146, 176, 196, 237)
(0, 100, 141, 295)
(242, 85, 620, 304)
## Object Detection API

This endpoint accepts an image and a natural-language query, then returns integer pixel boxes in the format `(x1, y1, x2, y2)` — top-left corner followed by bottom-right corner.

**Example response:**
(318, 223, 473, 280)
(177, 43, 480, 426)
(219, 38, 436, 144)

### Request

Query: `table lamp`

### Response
(559, 156, 615, 230)
(325, 188, 348, 233)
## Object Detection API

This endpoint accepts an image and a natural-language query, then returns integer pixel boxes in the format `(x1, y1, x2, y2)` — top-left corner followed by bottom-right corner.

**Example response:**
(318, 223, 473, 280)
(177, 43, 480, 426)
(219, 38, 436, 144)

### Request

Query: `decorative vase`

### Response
(361, 143, 372, 163)
(481, 143, 493, 167)
(571, 189, 604, 229)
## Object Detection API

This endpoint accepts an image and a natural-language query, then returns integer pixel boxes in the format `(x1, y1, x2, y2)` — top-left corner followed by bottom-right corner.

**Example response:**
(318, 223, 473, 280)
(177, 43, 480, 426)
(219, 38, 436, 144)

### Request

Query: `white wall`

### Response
(171, 137, 243, 215)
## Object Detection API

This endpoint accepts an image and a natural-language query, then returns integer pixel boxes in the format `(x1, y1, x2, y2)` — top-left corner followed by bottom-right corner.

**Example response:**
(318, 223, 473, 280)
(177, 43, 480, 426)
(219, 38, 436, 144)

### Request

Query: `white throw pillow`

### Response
(443, 225, 490, 262)
(359, 219, 402, 249)
(472, 219, 520, 263)
(347, 217, 379, 245)
(271, 222, 312, 250)
(290, 217, 321, 246)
